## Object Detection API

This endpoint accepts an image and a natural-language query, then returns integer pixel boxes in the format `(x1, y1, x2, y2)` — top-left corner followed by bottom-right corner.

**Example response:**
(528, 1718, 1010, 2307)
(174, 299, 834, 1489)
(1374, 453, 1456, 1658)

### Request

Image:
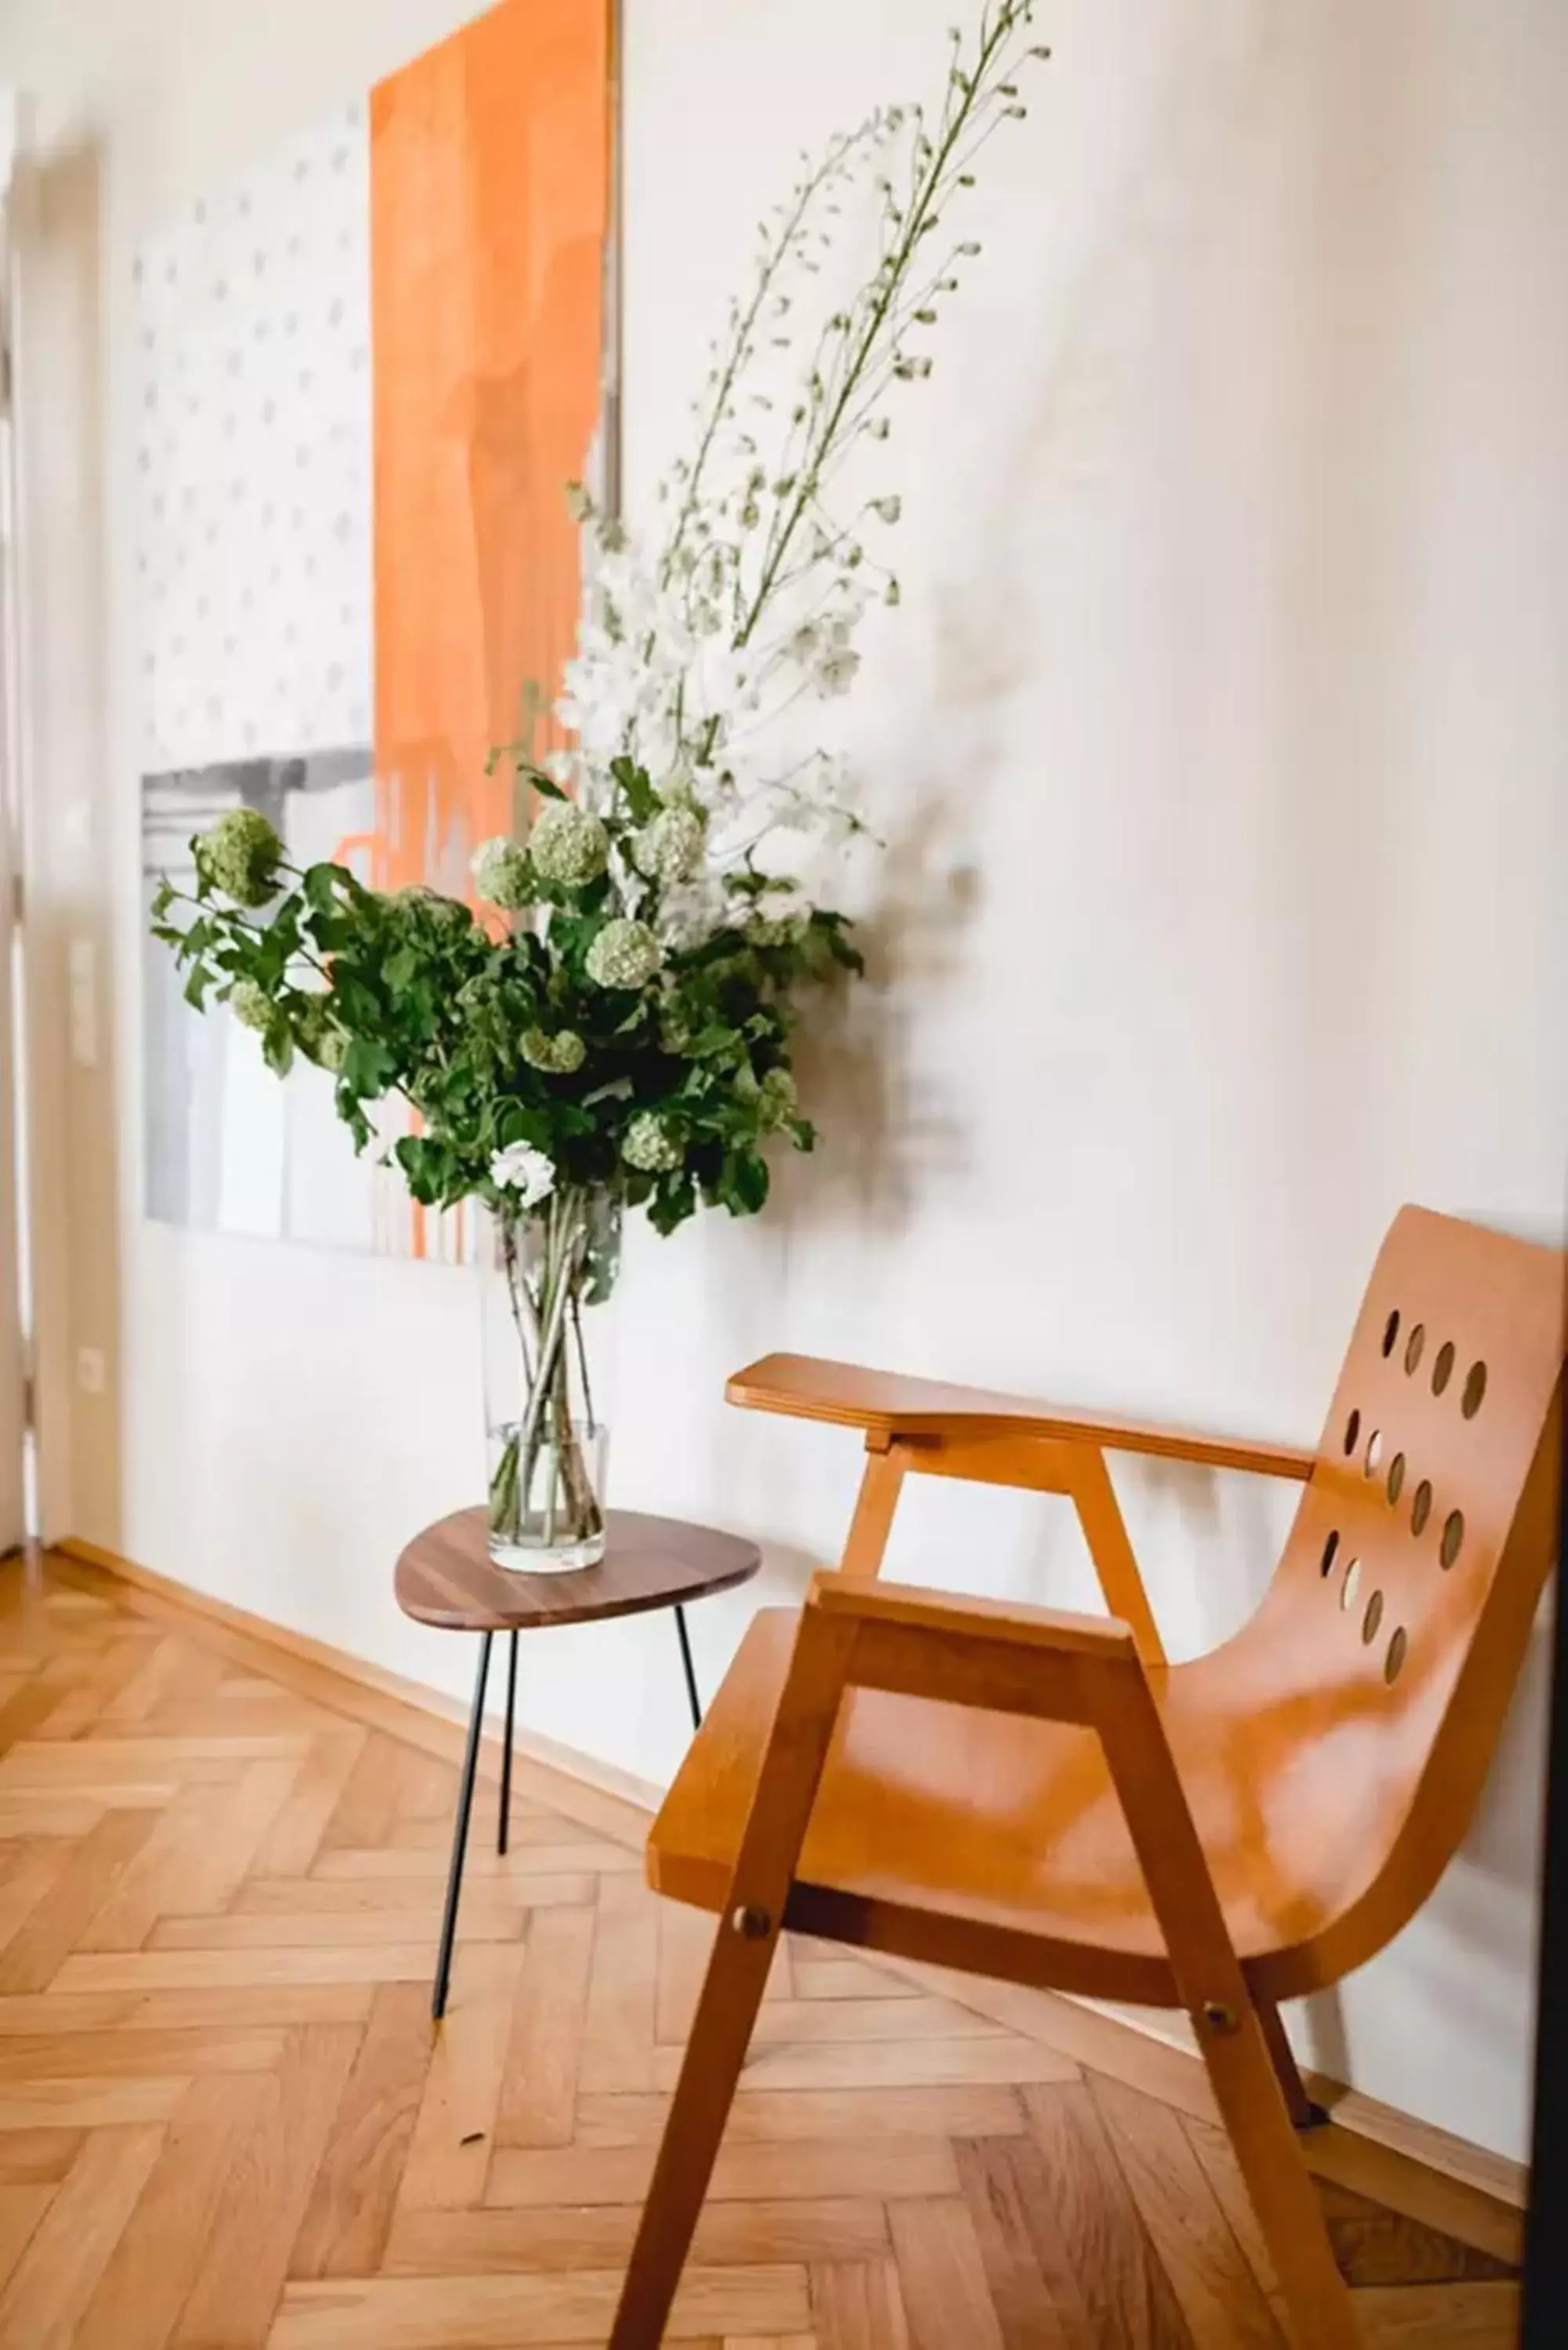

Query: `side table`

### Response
(395, 1506, 761, 2018)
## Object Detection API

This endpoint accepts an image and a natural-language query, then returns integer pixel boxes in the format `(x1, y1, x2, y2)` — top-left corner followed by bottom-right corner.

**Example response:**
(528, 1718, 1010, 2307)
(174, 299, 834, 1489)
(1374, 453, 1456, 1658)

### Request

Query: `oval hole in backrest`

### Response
(1462, 1361, 1487, 1419)
(1364, 1429, 1383, 1477)
(1341, 1558, 1362, 1613)
(1432, 1342, 1455, 1396)
(1382, 1310, 1400, 1358)
(1386, 1627, 1408, 1685)
(1411, 1480, 1433, 1536)
(1440, 1511, 1465, 1570)
(1362, 1590, 1385, 1645)
(1386, 1453, 1406, 1506)
(1404, 1324, 1425, 1376)
(1320, 1530, 1340, 1578)
(1343, 1408, 1361, 1456)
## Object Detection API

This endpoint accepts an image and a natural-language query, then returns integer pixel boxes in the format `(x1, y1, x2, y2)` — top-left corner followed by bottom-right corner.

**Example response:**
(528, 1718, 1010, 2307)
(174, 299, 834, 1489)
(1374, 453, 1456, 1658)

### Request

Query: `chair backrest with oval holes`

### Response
(1246, 1203, 1565, 1969)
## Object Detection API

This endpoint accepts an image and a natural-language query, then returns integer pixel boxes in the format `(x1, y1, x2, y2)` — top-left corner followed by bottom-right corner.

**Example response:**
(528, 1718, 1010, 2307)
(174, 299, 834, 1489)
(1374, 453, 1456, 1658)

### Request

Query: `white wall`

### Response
(2, 0, 1566, 2164)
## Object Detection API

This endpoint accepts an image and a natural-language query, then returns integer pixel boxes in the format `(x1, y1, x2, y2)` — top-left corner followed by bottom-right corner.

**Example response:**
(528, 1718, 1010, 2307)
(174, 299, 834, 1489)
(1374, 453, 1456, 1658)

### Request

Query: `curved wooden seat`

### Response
(651, 1602, 1438, 2008)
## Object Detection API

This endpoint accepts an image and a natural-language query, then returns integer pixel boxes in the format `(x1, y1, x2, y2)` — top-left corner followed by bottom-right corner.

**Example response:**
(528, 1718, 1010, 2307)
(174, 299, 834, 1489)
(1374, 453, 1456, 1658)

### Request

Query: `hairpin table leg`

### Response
(674, 1605, 703, 1732)
(432, 1629, 493, 2022)
(498, 1629, 518, 1856)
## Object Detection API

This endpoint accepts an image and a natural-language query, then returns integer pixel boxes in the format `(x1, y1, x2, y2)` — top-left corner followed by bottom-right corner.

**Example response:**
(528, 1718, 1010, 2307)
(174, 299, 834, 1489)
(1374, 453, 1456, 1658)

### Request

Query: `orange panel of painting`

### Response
(368, 0, 611, 899)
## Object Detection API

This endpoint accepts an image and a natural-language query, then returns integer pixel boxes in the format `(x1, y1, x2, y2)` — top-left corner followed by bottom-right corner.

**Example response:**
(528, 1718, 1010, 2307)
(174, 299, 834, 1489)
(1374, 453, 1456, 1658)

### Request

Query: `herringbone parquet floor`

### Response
(0, 1554, 1523, 2348)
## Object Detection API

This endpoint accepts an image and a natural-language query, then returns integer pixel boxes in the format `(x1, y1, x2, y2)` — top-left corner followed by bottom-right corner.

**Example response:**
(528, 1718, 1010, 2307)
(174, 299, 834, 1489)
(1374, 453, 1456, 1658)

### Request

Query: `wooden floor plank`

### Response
(0, 2124, 165, 2348)
(1354, 2279, 1521, 2346)
(887, 2196, 1006, 2350)
(0, 2184, 55, 2294)
(487, 2137, 959, 2211)
(171, 2022, 362, 2349)
(394, 1943, 522, 2211)
(576, 2085, 1030, 2147)
(954, 2135, 1096, 2350)
(810, 2259, 912, 2350)
(1023, 2082, 1198, 2349)
(72, 2073, 271, 2350)
(383, 2196, 888, 2274)
(269, 2265, 811, 2347)
(1087, 2072, 1286, 2348)
(0, 1811, 159, 1994)
(496, 1901, 596, 2148)
(288, 1982, 433, 2281)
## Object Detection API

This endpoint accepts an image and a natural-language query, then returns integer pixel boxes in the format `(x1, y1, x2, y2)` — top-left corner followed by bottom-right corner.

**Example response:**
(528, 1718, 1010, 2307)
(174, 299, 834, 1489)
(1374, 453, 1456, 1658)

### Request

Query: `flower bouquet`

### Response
(151, 0, 1049, 1567)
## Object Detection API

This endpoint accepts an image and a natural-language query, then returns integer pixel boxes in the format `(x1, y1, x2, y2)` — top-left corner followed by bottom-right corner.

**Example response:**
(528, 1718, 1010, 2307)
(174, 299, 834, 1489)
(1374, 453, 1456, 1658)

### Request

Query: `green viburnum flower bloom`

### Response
(632, 805, 706, 885)
(744, 912, 807, 950)
(530, 801, 608, 888)
(392, 884, 468, 929)
(195, 808, 283, 908)
(758, 1065, 799, 1130)
(228, 979, 273, 1032)
(521, 1026, 587, 1076)
(295, 995, 347, 1070)
(622, 1112, 684, 1174)
(658, 999, 693, 1055)
(471, 837, 533, 912)
(586, 917, 661, 991)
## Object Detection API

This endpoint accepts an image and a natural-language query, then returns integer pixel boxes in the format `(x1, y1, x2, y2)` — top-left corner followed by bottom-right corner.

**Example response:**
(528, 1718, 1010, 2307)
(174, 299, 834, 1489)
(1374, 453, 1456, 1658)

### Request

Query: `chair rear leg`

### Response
(1196, 1998, 1360, 2349)
(1257, 1994, 1329, 2130)
(608, 1908, 779, 2348)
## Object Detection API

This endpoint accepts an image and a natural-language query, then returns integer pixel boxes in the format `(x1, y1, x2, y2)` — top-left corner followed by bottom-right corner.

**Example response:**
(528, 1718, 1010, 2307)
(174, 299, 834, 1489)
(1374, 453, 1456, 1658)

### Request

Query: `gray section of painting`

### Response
(143, 748, 372, 1231)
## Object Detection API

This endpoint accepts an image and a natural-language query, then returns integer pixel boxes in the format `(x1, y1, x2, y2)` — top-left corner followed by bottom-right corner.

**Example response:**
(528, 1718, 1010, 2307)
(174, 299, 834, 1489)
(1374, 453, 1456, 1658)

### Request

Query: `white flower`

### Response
(530, 802, 608, 888)
(471, 837, 532, 912)
(757, 1065, 799, 1129)
(623, 1112, 685, 1174)
(521, 1027, 587, 1076)
(489, 1143, 557, 1209)
(587, 918, 663, 990)
(816, 645, 861, 696)
(633, 806, 706, 885)
(869, 495, 902, 524)
(228, 980, 272, 1032)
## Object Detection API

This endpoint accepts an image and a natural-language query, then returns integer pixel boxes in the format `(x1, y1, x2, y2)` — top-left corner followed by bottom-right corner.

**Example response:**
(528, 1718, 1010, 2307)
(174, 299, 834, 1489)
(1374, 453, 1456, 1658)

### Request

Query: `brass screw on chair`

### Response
(1201, 2001, 1239, 2035)
(731, 1904, 772, 1940)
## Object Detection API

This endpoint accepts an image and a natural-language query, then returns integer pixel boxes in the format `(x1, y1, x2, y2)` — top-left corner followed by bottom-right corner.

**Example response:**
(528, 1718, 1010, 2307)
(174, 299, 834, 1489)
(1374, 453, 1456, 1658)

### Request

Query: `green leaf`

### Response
(686, 1023, 742, 1060)
(611, 757, 660, 826)
(341, 1036, 397, 1097)
(721, 1150, 770, 1217)
(520, 762, 568, 801)
(262, 1021, 295, 1077)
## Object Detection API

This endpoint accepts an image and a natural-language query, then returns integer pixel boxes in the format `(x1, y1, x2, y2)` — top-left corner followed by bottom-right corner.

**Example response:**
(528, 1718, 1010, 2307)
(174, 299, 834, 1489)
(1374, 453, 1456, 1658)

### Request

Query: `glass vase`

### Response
(479, 1191, 620, 1573)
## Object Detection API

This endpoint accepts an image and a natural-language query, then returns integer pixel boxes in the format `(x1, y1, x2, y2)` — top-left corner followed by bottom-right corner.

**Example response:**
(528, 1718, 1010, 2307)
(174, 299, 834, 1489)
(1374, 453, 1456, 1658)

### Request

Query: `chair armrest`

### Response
(728, 1352, 1315, 1482)
(809, 1570, 1141, 1661)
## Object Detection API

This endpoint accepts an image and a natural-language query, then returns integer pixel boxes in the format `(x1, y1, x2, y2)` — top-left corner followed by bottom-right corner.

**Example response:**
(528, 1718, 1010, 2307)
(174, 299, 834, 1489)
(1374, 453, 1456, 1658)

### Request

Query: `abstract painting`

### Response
(139, 0, 616, 1256)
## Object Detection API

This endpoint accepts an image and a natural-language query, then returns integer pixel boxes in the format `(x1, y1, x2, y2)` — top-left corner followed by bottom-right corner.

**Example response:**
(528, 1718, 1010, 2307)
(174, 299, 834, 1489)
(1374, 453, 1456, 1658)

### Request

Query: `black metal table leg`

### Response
(499, 1629, 518, 1856)
(674, 1604, 703, 1732)
(432, 1629, 493, 2022)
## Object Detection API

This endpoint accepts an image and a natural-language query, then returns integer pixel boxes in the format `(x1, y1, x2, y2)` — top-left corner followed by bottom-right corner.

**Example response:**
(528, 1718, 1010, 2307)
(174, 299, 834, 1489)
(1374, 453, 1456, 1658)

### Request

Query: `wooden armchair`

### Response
(609, 1206, 1565, 2348)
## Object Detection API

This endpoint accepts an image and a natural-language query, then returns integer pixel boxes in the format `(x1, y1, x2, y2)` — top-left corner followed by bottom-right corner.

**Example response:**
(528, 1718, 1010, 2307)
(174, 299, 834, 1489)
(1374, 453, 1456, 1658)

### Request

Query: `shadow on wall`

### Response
(16, 136, 124, 1550)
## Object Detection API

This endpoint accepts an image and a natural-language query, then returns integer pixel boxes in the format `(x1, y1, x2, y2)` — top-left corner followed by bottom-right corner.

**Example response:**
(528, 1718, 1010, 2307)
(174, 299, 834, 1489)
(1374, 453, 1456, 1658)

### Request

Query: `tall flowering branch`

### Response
(555, 0, 1050, 884)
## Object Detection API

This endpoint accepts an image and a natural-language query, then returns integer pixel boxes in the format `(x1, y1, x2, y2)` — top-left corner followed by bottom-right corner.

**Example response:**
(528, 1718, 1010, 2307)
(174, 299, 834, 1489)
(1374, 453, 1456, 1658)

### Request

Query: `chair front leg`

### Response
(609, 1606, 860, 2350)
(1192, 1993, 1357, 2346)
(608, 1903, 782, 2348)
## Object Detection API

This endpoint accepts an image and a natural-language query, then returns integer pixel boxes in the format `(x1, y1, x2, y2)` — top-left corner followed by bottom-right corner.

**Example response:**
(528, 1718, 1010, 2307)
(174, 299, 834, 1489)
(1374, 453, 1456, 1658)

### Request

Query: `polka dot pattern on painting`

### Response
(134, 103, 372, 771)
